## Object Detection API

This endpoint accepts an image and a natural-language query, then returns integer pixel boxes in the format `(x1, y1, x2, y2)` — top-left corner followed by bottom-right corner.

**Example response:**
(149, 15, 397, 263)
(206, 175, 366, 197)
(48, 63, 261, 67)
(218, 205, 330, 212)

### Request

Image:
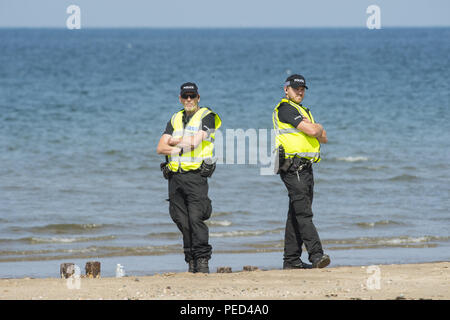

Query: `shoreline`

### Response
(0, 261, 448, 300)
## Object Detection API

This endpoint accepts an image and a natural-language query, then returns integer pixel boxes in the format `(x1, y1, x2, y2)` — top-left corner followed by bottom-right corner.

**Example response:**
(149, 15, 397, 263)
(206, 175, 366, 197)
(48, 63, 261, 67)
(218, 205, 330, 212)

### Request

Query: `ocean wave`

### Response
(245, 241, 284, 249)
(327, 243, 438, 250)
(212, 211, 250, 217)
(30, 235, 116, 244)
(0, 234, 447, 263)
(323, 235, 449, 246)
(210, 228, 283, 238)
(366, 166, 387, 170)
(213, 235, 448, 251)
(379, 236, 443, 245)
(335, 156, 369, 162)
(93, 245, 181, 256)
(212, 211, 233, 217)
(146, 222, 177, 228)
(206, 220, 232, 227)
(215, 248, 283, 254)
(388, 174, 418, 182)
(0, 244, 182, 262)
(355, 220, 404, 228)
(146, 232, 180, 239)
(0, 247, 99, 257)
(19, 223, 110, 234)
(0, 235, 116, 244)
(347, 165, 387, 172)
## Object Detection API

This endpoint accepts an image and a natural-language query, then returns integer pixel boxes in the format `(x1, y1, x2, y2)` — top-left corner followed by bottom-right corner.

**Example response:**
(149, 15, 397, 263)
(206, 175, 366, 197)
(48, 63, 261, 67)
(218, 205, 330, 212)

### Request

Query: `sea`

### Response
(0, 28, 449, 278)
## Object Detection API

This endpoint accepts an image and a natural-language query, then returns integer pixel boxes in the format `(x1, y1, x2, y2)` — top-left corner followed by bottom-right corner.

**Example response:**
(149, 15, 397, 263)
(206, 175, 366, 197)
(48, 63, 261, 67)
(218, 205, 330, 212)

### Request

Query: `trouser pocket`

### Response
(169, 200, 181, 223)
(200, 196, 212, 220)
(290, 194, 313, 218)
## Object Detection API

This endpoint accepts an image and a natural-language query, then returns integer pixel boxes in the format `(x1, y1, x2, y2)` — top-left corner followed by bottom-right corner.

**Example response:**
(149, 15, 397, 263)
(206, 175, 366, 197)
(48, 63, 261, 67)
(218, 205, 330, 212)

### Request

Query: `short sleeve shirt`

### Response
(277, 102, 304, 128)
(163, 112, 216, 135)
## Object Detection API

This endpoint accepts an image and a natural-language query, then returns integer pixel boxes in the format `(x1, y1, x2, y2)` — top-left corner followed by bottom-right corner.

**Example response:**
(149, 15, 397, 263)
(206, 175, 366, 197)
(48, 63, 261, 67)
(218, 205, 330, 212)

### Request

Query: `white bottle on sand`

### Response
(116, 264, 125, 278)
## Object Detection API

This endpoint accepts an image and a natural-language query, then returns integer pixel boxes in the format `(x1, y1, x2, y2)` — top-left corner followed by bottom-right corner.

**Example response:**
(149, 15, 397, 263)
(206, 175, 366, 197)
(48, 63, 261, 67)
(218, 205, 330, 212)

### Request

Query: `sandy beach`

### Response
(0, 261, 448, 300)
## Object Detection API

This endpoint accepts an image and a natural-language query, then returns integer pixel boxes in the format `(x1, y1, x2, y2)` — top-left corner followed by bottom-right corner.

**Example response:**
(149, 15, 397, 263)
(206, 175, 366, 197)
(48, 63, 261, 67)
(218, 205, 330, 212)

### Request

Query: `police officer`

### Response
(273, 74, 330, 269)
(157, 82, 221, 273)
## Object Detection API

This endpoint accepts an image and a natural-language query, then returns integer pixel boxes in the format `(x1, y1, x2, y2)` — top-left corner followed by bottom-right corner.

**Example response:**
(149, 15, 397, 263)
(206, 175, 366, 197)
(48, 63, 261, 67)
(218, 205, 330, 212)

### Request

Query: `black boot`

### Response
(312, 254, 331, 268)
(196, 258, 209, 273)
(283, 260, 313, 269)
(188, 260, 196, 273)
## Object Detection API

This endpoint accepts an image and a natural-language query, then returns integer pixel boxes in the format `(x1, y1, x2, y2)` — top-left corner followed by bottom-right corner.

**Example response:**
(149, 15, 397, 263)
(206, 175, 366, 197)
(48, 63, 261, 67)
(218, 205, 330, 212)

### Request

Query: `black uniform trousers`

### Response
(168, 171, 212, 263)
(280, 165, 324, 264)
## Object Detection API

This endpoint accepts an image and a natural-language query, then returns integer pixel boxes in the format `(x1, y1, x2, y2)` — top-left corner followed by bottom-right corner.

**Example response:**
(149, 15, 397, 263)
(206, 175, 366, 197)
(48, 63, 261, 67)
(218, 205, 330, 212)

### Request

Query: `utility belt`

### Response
(160, 158, 216, 180)
(277, 146, 313, 174)
(160, 158, 173, 180)
(289, 157, 312, 173)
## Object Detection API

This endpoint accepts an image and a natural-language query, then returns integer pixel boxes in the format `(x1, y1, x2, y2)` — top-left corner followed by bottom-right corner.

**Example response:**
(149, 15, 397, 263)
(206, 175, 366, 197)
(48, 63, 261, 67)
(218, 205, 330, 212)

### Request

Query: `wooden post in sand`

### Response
(85, 261, 101, 278)
(217, 267, 232, 273)
(60, 263, 75, 279)
(243, 265, 259, 271)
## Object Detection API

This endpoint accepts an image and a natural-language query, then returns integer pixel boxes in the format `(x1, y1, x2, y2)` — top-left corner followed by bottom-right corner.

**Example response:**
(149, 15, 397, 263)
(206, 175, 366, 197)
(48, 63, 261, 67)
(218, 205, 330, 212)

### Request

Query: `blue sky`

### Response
(0, 0, 449, 28)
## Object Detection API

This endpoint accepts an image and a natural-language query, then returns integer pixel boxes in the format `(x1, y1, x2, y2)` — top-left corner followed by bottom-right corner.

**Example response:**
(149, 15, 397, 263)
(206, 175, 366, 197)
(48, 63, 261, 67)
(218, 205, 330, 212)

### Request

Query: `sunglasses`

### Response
(181, 93, 198, 99)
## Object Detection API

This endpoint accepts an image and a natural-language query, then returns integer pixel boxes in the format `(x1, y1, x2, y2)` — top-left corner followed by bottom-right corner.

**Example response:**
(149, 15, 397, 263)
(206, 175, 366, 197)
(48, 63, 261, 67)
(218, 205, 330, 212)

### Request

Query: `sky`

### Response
(0, 0, 449, 28)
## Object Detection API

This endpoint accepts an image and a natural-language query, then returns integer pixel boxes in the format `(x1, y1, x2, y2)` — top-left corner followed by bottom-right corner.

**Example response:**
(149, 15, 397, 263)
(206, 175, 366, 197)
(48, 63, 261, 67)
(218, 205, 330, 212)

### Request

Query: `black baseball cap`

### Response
(180, 82, 199, 95)
(284, 74, 308, 89)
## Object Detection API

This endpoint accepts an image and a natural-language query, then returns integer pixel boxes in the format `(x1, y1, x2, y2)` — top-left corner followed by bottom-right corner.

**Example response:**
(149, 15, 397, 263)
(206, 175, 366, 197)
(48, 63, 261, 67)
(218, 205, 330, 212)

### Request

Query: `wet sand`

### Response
(0, 262, 448, 300)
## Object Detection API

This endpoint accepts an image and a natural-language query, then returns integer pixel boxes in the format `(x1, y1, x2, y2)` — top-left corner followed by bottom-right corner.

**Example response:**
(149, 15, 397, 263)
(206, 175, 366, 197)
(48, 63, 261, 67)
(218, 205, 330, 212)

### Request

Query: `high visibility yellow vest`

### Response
(167, 107, 222, 172)
(273, 98, 321, 162)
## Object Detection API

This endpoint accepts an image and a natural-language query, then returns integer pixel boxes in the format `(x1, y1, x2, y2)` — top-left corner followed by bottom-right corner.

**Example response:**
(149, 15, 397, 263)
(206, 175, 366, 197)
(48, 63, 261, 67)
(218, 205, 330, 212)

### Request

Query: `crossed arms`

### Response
(297, 117, 328, 144)
(156, 131, 208, 155)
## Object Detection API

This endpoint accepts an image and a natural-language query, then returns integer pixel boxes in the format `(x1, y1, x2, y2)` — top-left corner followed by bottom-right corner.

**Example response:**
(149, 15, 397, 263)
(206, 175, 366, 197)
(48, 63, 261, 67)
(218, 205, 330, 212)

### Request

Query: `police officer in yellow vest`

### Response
(273, 74, 330, 269)
(157, 82, 221, 273)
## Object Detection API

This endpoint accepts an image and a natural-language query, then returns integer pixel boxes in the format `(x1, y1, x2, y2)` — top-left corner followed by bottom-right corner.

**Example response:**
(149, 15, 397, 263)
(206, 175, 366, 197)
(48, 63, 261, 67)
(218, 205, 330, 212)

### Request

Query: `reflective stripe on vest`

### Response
(273, 98, 321, 162)
(167, 107, 222, 172)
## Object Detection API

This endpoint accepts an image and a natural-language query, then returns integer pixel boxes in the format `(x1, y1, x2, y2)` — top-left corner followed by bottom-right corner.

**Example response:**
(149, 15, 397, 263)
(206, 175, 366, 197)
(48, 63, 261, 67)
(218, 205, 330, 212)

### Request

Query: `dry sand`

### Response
(0, 262, 448, 300)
